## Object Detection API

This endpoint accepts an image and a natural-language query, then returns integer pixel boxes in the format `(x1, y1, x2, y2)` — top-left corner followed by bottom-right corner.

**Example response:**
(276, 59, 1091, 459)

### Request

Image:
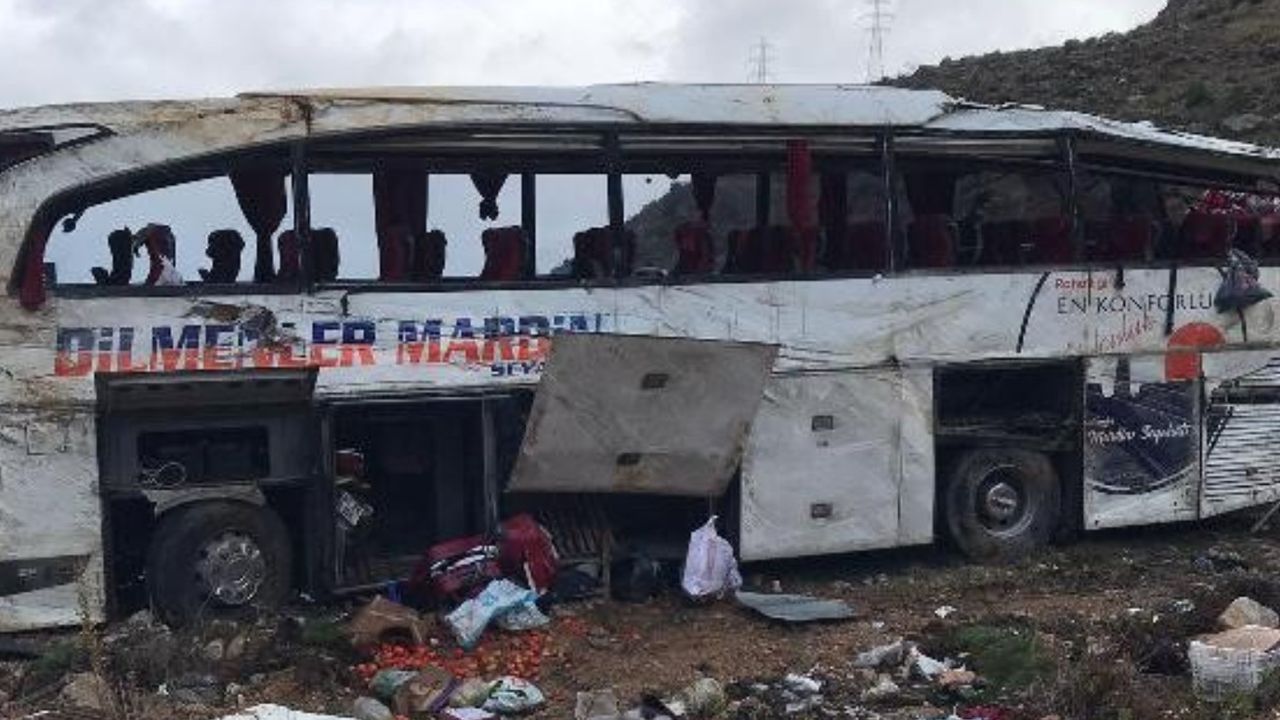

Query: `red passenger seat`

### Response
(311, 227, 340, 282)
(1097, 216, 1154, 262)
(1260, 215, 1280, 259)
(276, 230, 301, 283)
(673, 221, 715, 275)
(479, 226, 525, 281)
(978, 221, 1029, 265)
(572, 226, 634, 279)
(572, 227, 611, 279)
(378, 224, 410, 282)
(200, 229, 245, 283)
(408, 229, 446, 281)
(907, 214, 956, 268)
(826, 221, 888, 271)
(785, 227, 819, 273)
(1181, 210, 1235, 260)
(1030, 216, 1074, 263)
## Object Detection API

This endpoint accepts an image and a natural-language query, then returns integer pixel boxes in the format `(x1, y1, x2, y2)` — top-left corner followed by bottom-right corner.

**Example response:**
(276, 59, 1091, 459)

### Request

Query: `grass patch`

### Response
(299, 619, 349, 651)
(934, 623, 1056, 690)
(25, 638, 88, 689)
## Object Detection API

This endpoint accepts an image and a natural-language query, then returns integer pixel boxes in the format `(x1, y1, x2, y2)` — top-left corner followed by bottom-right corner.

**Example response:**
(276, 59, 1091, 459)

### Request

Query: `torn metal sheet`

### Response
(735, 591, 855, 623)
(508, 334, 776, 496)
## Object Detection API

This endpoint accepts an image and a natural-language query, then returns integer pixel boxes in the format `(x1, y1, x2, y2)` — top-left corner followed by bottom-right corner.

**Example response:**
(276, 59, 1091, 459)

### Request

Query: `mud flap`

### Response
(508, 335, 777, 496)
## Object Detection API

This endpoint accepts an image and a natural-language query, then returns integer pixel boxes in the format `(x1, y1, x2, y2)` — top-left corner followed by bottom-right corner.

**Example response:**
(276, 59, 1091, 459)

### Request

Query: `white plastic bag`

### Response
(680, 516, 742, 599)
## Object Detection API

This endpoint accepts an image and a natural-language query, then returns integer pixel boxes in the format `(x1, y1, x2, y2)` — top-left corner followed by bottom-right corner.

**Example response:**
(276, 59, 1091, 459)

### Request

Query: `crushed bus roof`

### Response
(1, 83, 1277, 164)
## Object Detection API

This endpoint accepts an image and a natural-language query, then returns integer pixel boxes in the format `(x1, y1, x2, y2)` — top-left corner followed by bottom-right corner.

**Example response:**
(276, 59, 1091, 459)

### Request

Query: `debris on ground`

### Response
(218, 705, 359, 720)
(734, 591, 855, 623)
(481, 675, 545, 714)
(14, 516, 1280, 718)
(575, 688, 620, 720)
(1217, 595, 1279, 630)
(681, 516, 742, 600)
(347, 596, 435, 650)
(854, 639, 912, 669)
(59, 671, 111, 711)
(446, 579, 548, 649)
(909, 646, 951, 679)
(440, 707, 497, 720)
(1188, 624, 1280, 699)
(679, 676, 727, 718)
(351, 695, 393, 720)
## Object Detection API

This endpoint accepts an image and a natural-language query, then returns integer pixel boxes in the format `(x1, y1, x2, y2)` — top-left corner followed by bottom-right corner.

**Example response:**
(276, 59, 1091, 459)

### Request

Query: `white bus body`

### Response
(2, 84, 1280, 630)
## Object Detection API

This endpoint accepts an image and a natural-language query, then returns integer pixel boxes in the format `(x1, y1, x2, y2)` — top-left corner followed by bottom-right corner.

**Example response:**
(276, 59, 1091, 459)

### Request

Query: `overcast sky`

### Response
(3, 0, 1165, 108)
(8, 0, 1167, 282)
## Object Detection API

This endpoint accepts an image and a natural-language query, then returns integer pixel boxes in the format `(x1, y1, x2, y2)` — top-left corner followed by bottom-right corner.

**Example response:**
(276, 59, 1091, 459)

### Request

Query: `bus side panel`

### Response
(738, 367, 933, 561)
(0, 409, 104, 632)
(1202, 350, 1280, 517)
(1083, 355, 1200, 529)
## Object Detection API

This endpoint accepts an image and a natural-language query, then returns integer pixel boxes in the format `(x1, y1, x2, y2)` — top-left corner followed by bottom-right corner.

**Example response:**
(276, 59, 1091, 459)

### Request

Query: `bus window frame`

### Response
(26, 142, 303, 299)
(19, 125, 1280, 303)
(892, 136, 1073, 273)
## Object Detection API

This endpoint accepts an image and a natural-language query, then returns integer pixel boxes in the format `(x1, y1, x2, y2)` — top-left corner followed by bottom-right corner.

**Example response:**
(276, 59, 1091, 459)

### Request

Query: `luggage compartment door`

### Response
(508, 334, 777, 497)
(738, 368, 935, 561)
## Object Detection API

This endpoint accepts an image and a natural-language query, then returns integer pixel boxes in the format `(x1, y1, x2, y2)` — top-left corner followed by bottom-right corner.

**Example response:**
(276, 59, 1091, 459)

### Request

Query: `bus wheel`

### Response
(944, 448, 1060, 562)
(146, 501, 292, 627)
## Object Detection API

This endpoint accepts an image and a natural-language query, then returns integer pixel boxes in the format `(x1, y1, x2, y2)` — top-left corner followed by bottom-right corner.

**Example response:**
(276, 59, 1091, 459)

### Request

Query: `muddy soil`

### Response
(7, 513, 1280, 719)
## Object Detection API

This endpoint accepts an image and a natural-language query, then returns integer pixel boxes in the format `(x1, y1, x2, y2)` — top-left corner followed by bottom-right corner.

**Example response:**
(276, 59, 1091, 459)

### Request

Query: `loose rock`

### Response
(60, 672, 110, 711)
(1218, 596, 1279, 630)
(352, 695, 394, 720)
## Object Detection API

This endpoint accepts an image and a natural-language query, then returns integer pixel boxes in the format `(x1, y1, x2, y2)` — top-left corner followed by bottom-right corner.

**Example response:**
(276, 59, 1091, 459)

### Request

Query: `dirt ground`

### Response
(8, 512, 1280, 720)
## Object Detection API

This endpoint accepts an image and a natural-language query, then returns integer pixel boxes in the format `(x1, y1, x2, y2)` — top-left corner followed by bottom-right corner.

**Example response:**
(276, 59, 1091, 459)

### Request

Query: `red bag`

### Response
(498, 514, 559, 594)
(408, 535, 501, 606)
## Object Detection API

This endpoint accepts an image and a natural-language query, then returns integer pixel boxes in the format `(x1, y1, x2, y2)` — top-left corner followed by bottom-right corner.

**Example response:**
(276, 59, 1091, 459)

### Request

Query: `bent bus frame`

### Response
(2, 84, 1280, 630)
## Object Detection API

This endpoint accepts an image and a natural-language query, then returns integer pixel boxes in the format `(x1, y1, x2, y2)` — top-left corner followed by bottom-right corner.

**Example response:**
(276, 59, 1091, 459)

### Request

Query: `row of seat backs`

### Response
(904, 210, 1280, 268)
(160, 208, 1280, 287)
(372, 225, 530, 282)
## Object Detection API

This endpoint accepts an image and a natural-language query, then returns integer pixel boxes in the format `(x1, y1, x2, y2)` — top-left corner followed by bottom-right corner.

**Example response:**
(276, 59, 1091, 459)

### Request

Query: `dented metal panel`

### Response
(739, 367, 934, 561)
(0, 409, 103, 631)
(508, 334, 776, 496)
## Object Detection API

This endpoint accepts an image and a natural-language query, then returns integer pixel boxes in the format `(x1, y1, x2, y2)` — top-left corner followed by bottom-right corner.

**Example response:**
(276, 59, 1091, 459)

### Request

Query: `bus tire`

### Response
(944, 448, 1060, 562)
(146, 501, 292, 627)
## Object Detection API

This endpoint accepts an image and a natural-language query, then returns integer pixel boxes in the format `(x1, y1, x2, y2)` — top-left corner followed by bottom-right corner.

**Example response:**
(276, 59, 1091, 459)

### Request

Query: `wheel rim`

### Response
(194, 531, 267, 606)
(974, 465, 1032, 536)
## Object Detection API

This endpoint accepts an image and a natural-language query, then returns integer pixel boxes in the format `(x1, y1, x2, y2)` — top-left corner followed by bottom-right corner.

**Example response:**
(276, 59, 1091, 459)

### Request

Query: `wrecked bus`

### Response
(3, 84, 1280, 630)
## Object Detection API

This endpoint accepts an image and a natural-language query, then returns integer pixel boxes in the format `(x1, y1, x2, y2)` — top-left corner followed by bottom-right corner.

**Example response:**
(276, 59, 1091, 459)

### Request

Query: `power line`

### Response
(863, 0, 893, 82)
(747, 37, 774, 84)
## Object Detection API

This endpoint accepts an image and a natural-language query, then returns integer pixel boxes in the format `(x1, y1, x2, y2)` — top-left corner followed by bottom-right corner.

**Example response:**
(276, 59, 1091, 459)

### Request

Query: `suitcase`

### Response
(498, 514, 559, 593)
(408, 535, 501, 606)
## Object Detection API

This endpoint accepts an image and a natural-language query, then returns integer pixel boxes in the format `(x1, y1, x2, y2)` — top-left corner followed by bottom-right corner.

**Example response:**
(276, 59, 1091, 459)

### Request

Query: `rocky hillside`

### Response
(893, 0, 1280, 145)
(626, 0, 1280, 258)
